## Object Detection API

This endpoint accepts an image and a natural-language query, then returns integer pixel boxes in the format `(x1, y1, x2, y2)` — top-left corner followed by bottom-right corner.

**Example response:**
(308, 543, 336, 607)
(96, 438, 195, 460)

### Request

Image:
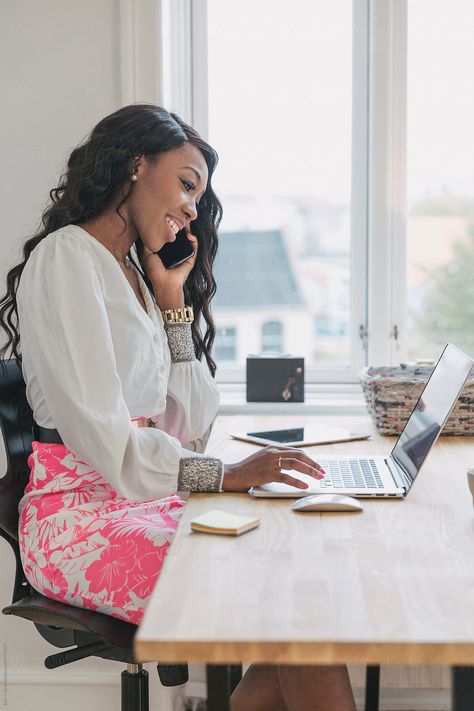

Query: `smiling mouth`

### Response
(166, 215, 182, 234)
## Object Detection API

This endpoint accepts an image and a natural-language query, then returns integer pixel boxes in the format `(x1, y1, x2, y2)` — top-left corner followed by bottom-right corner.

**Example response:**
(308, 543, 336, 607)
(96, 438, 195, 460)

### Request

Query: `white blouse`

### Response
(16, 224, 223, 501)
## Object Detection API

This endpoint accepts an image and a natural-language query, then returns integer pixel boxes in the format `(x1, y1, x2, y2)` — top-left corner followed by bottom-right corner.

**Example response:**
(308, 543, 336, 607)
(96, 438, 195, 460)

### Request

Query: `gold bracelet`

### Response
(161, 305, 194, 324)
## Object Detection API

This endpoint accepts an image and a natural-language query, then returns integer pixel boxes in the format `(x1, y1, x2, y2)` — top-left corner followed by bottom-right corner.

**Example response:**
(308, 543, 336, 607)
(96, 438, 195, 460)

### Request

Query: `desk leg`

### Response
(364, 665, 380, 711)
(451, 666, 474, 711)
(206, 665, 243, 711)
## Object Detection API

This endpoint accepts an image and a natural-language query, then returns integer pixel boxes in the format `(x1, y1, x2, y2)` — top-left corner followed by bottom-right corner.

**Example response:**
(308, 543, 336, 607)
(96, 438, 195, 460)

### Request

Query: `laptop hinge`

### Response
(385, 457, 409, 493)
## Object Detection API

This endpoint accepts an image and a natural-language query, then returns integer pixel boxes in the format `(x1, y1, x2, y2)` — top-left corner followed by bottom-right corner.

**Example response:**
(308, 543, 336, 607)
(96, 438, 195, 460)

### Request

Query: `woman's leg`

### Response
(231, 665, 287, 711)
(278, 664, 356, 711)
(231, 663, 356, 711)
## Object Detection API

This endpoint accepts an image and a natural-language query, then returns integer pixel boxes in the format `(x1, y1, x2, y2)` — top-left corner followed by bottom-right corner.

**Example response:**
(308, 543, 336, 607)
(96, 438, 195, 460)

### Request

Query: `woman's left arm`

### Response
(139, 232, 219, 445)
(152, 322, 220, 445)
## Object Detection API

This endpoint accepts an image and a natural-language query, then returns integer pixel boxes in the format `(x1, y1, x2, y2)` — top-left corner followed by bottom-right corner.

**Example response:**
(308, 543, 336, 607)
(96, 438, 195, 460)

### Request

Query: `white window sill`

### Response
(217, 383, 367, 416)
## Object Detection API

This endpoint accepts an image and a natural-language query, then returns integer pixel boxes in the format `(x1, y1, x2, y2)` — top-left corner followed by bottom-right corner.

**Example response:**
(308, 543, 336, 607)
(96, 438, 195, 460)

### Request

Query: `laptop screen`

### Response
(390, 344, 473, 489)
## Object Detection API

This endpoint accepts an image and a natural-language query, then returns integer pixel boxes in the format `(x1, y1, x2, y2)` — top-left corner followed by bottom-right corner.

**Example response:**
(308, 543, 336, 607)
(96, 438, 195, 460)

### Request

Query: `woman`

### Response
(0, 104, 356, 711)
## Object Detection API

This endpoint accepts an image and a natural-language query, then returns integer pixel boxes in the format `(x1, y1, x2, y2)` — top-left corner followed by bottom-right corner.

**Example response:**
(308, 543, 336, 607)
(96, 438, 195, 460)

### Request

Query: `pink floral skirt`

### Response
(18, 439, 185, 626)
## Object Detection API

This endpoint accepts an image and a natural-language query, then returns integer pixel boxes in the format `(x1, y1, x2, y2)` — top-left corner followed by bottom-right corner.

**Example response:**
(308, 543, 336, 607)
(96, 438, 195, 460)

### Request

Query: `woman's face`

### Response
(126, 142, 209, 252)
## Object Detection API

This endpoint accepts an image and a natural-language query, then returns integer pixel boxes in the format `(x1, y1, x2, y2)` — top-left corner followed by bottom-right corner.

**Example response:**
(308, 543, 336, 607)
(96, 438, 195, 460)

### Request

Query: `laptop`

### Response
(249, 343, 473, 499)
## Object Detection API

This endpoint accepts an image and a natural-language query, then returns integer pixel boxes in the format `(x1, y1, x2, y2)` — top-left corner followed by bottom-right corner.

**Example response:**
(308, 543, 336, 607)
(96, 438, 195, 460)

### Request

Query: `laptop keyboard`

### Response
(317, 459, 384, 489)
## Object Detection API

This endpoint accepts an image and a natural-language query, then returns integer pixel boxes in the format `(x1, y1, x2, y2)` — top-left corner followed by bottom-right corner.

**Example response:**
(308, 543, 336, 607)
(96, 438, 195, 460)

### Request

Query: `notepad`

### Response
(190, 510, 260, 536)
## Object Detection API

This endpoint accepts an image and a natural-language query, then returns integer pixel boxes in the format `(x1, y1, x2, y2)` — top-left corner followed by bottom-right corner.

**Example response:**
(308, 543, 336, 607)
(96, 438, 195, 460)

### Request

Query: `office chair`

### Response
(0, 357, 241, 711)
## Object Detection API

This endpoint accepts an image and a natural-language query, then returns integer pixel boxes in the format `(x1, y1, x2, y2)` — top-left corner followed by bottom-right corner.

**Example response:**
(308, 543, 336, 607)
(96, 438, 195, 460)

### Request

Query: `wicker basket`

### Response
(359, 364, 474, 435)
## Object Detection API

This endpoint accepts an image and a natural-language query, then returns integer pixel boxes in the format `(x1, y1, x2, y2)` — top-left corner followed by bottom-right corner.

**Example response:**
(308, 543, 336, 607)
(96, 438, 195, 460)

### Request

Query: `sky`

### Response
(207, 0, 352, 203)
(407, 0, 474, 201)
(205, 0, 474, 206)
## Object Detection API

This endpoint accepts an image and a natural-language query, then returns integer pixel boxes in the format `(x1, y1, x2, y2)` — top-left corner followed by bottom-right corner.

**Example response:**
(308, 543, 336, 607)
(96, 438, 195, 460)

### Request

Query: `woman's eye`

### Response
(181, 179, 195, 192)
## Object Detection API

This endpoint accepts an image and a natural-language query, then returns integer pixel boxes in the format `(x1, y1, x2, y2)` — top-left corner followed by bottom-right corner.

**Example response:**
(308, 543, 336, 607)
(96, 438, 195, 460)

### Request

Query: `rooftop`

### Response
(213, 229, 304, 308)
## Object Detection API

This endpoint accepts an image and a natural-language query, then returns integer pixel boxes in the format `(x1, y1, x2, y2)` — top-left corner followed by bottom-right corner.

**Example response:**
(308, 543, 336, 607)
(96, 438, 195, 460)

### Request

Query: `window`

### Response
(213, 326, 237, 362)
(261, 321, 284, 354)
(406, 0, 474, 360)
(205, 0, 355, 377)
(163, 1, 466, 382)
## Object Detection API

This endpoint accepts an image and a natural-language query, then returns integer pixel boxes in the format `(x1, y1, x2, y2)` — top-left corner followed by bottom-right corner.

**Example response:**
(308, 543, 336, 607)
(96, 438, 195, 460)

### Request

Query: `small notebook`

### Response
(190, 510, 260, 536)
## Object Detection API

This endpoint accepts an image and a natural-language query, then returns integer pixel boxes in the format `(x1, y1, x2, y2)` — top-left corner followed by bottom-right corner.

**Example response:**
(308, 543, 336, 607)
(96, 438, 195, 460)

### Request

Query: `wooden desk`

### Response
(135, 415, 474, 668)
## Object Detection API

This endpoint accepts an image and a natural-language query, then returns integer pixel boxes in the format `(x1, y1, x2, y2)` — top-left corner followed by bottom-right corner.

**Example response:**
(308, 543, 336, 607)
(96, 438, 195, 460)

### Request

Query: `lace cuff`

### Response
(164, 322, 195, 363)
(178, 456, 224, 492)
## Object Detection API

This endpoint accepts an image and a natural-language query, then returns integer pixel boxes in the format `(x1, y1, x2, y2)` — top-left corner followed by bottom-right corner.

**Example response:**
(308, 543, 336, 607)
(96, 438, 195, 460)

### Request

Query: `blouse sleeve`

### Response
(17, 235, 223, 501)
(150, 313, 222, 481)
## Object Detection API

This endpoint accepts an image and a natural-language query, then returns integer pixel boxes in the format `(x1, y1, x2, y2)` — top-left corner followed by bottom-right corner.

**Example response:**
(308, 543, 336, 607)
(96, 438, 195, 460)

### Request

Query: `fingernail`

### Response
(300, 483, 309, 489)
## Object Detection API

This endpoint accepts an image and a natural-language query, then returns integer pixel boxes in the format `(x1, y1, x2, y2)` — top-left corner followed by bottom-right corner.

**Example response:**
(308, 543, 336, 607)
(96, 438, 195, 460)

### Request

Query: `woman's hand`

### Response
(222, 446, 326, 492)
(137, 231, 198, 309)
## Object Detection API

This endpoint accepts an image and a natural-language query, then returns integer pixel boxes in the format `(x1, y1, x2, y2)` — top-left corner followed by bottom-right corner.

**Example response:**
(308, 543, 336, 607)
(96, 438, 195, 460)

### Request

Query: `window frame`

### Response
(158, 0, 408, 386)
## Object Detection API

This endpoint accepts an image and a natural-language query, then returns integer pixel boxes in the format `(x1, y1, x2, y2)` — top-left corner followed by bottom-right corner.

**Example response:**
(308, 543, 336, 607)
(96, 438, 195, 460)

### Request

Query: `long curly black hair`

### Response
(0, 104, 222, 376)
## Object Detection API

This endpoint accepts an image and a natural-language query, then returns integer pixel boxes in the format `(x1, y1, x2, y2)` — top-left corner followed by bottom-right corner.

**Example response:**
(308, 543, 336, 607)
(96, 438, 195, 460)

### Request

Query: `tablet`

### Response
(230, 425, 371, 448)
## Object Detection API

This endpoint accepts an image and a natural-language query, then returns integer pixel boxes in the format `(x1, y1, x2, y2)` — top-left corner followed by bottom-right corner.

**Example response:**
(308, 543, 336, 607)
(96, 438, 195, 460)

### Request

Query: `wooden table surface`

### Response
(134, 415, 474, 666)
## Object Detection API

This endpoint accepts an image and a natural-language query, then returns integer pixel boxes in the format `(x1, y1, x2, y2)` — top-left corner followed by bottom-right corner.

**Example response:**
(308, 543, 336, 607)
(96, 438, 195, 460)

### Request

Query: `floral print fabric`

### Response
(18, 441, 185, 625)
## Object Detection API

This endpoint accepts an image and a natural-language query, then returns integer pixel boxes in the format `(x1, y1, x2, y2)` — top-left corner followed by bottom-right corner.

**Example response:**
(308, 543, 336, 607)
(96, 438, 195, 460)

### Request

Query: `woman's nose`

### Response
(183, 199, 198, 222)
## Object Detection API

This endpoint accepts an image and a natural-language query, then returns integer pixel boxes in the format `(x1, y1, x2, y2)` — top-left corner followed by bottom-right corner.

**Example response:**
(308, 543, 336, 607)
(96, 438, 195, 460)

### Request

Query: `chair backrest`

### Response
(0, 358, 34, 602)
(0, 359, 34, 539)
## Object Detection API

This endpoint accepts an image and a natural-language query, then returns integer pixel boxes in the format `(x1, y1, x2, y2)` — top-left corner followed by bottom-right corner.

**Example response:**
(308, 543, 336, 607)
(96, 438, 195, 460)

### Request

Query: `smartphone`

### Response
(155, 228, 195, 269)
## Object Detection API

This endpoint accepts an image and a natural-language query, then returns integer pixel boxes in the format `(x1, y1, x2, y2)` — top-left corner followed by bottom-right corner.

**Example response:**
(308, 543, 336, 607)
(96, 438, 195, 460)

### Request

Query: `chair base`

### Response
(122, 665, 149, 711)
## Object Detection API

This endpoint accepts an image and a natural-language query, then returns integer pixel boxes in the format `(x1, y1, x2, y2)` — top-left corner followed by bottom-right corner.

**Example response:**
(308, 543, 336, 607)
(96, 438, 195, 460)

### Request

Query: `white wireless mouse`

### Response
(291, 494, 364, 512)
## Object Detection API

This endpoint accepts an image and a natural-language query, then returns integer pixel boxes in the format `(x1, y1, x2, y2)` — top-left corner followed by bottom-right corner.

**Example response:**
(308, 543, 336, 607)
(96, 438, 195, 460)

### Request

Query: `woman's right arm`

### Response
(222, 447, 325, 492)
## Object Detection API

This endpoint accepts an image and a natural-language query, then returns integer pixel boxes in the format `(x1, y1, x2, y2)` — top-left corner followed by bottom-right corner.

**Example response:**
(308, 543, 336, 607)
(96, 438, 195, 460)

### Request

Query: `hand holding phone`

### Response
(134, 229, 197, 309)
(155, 227, 195, 269)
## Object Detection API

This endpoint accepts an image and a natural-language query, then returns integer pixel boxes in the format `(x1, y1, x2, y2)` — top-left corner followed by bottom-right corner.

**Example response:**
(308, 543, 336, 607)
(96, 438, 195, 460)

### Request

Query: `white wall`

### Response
(0, 2, 180, 709)
(1, 0, 121, 266)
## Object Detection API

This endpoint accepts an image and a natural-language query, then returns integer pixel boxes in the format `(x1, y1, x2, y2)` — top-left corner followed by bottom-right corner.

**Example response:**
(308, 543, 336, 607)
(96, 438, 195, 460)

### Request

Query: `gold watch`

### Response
(161, 306, 194, 324)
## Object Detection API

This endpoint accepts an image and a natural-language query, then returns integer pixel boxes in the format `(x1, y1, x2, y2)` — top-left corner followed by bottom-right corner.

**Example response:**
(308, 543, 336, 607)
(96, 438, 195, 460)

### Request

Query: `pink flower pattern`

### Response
(18, 441, 184, 625)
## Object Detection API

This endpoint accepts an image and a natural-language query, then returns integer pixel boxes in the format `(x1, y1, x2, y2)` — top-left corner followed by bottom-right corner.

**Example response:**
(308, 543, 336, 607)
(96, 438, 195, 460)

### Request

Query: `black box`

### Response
(246, 356, 304, 403)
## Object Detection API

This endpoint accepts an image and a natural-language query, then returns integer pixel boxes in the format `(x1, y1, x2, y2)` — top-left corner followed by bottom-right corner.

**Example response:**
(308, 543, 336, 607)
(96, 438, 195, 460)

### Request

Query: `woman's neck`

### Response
(78, 210, 137, 267)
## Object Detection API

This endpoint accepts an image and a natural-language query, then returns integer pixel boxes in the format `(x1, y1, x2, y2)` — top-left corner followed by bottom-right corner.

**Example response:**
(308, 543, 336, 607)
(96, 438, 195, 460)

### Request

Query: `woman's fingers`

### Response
(184, 230, 198, 265)
(278, 457, 325, 480)
(279, 473, 310, 490)
(269, 446, 325, 475)
(186, 230, 198, 250)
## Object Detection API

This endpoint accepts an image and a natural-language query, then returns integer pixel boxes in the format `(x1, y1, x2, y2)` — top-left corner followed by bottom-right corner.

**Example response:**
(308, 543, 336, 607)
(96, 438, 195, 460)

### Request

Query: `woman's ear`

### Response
(134, 154, 147, 178)
(129, 154, 144, 180)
